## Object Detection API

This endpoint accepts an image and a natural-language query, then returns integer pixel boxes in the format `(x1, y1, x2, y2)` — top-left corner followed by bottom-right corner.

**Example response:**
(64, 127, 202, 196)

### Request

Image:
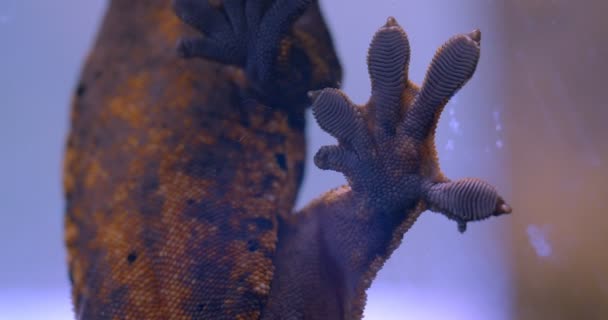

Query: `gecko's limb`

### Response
(262, 17, 511, 319)
(312, 17, 511, 231)
(174, 0, 339, 106)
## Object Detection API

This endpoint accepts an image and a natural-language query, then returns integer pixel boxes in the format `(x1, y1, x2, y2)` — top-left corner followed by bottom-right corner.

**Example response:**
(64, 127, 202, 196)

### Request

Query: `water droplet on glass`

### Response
(449, 118, 460, 133)
(526, 225, 552, 258)
(445, 139, 454, 151)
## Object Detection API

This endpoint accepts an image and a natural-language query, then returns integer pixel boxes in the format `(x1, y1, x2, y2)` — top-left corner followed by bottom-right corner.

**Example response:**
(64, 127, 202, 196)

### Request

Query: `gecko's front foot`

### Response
(311, 17, 511, 232)
(174, 0, 338, 106)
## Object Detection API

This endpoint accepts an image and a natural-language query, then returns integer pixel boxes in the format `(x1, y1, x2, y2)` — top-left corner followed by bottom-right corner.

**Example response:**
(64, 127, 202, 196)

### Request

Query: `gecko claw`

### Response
(496, 198, 513, 215)
(384, 16, 399, 28)
(458, 221, 468, 233)
(308, 90, 323, 102)
(468, 29, 481, 44)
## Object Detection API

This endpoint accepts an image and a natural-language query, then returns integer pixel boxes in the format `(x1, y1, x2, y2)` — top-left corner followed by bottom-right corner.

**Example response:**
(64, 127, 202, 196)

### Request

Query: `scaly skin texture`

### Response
(262, 18, 512, 319)
(64, 0, 340, 319)
(65, 1, 511, 319)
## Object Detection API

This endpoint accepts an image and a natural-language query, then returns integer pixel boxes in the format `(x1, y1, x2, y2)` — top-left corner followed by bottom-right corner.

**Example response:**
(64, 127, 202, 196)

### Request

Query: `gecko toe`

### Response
(311, 88, 371, 154)
(177, 37, 244, 66)
(173, 0, 230, 35)
(314, 145, 357, 174)
(425, 178, 511, 228)
(400, 31, 481, 141)
(367, 17, 411, 137)
(174, 0, 247, 66)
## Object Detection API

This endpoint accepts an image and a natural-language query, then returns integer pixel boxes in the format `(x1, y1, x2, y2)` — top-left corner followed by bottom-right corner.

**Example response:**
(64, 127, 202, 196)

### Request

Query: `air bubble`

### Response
(449, 118, 460, 134)
(445, 139, 454, 151)
(495, 140, 503, 149)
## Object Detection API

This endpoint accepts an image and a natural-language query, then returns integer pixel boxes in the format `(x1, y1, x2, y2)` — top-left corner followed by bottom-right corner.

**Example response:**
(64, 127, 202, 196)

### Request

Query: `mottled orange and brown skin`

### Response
(66, 2, 511, 320)
(64, 1, 340, 319)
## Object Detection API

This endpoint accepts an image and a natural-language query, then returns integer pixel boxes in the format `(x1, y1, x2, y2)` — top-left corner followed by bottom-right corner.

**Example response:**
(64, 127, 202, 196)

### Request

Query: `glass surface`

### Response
(0, 0, 605, 319)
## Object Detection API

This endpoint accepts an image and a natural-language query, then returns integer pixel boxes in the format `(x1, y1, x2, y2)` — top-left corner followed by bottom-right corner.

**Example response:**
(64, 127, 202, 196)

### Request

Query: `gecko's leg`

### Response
(311, 17, 511, 232)
(173, 0, 339, 106)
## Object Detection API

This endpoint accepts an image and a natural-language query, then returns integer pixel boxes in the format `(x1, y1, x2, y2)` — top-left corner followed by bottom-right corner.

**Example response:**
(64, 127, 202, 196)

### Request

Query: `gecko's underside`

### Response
(65, 0, 510, 319)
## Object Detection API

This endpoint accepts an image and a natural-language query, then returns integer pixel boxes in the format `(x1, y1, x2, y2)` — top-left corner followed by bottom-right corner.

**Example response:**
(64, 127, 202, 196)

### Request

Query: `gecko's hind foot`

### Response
(311, 17, 511, 230)
(174, 0, 334, 105)
(174, 0, 245, 63)
(174, 0, 310, 63)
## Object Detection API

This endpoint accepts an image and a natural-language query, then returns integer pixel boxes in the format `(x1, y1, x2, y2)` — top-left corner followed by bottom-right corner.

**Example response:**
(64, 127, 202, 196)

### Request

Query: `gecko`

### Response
(64, 0, 511, 319)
